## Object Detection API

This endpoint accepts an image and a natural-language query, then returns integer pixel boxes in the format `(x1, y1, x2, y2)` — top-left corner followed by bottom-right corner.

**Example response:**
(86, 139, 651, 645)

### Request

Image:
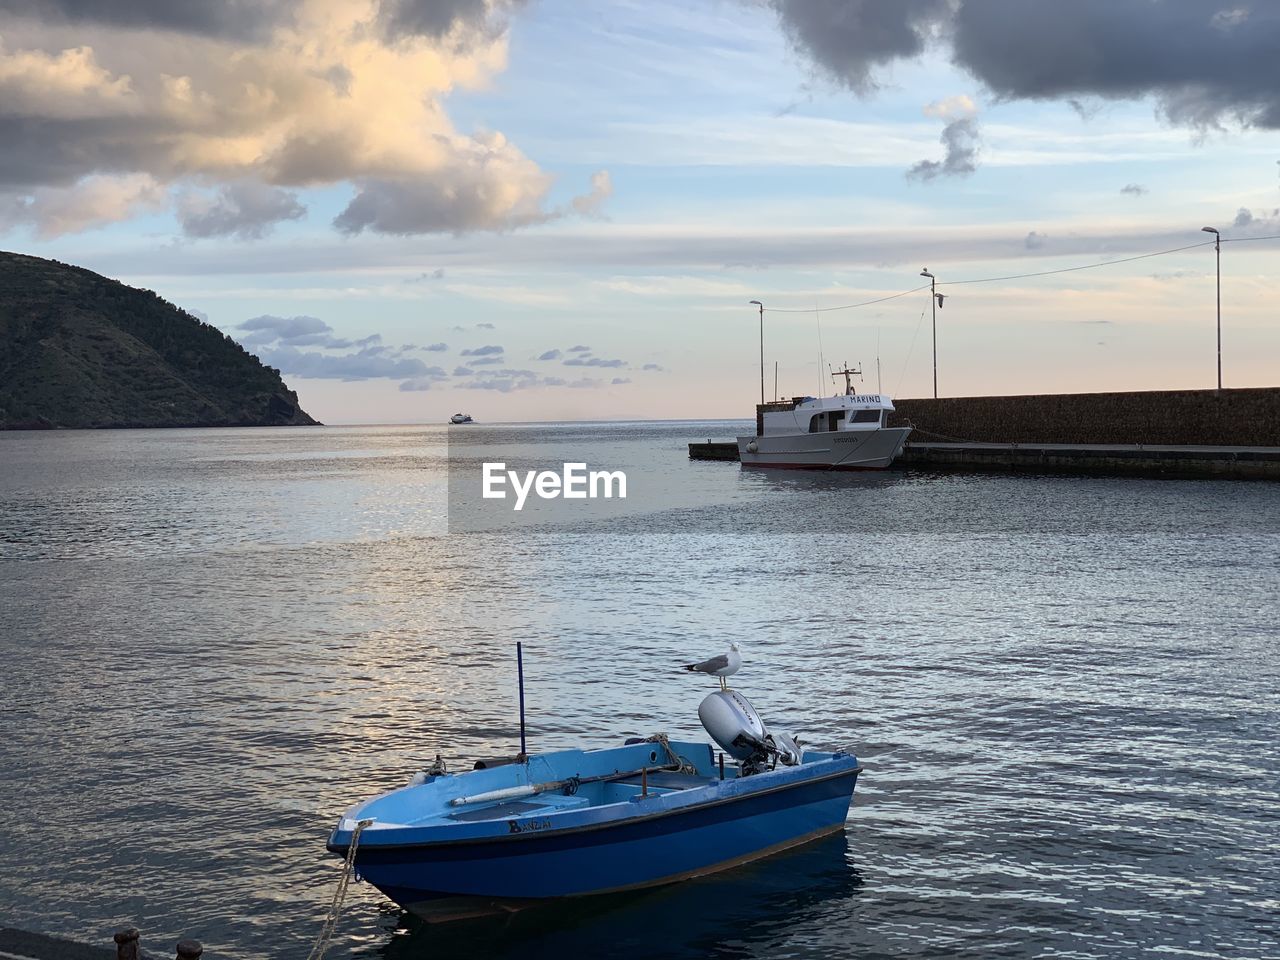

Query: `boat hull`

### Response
(330, 754, 859, 906)
(736, 426, 911, 470)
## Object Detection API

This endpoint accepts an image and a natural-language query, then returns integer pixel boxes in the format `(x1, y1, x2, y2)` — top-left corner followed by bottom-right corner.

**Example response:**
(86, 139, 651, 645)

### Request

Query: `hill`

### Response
(0, 252, 317, 429)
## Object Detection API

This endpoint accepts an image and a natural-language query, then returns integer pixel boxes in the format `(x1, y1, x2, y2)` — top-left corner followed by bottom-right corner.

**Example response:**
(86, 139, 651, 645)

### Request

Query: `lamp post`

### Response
(920, 269, 937, 399)
(1201, 227, 1221, 393)
(749, 300, 764, 404)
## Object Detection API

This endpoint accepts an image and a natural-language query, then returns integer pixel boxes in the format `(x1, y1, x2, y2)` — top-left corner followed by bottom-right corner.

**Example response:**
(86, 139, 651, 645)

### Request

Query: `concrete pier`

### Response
(897, 442, 1280, 480)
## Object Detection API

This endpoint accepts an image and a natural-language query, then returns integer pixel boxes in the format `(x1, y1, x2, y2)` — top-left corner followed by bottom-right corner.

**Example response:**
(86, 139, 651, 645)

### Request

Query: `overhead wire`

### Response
(756, 233, 1278, 314)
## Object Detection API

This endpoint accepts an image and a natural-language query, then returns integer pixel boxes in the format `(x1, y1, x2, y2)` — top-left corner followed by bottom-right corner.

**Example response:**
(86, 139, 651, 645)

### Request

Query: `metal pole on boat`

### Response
(516, 641, 527, 756)
(1202, 227, 1221, 393)
(750, 300, 764, 404)
(920, 269, 937, 399)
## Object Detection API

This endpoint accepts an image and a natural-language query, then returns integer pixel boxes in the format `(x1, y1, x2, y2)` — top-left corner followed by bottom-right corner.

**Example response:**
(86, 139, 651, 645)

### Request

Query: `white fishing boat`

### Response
(449, 413, 474, 424)
(736, 367, 911, 470)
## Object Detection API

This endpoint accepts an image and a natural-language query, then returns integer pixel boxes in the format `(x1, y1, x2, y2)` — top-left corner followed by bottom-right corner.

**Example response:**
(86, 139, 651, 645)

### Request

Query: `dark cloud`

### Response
(907, 117, 979, 181)
(564, 356, 626, 368)
(610, 377, 630, 385)
(453, 365, 474, 376)
(768, 0, 949, 94)
(1121, 183, 1148, 196)
(1233, 207, 1254, 228)
(537, 349, 562, 361)
(460, 344, 503, 356)
(1024, 230, 1048, 250)
(379, 0, 525, 41)
(178, 181, 306, 240)
(0, 0, 294, 40)
(467, 356, 505, 366)
(771, 0, 1280, 130)
(425, 342, 449, 352)
(642, 363, 664, 372)
(477, 322, 496, 329)
(567, 345, 591, 353)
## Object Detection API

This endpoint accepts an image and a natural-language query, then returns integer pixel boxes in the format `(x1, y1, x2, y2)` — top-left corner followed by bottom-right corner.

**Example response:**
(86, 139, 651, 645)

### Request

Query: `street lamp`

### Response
(1201, 226, 1221, 393)
(920, 269, 937, 399)
(749, 300, 764, 404)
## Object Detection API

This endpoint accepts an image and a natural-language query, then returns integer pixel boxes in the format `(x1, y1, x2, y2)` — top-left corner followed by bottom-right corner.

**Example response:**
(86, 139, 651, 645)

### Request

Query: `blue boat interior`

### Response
(339, 740, 827, 831)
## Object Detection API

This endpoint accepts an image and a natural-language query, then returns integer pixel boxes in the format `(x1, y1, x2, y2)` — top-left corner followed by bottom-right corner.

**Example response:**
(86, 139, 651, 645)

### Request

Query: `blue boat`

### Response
(325, 690, 862, 918)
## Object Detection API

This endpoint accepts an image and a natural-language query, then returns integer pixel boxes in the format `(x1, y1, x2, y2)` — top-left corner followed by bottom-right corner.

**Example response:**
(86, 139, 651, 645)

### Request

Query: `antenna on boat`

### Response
(815, 306, 826, 397)
(876, 328, 882, 394)
(773, 361, 778, 402)
(516, 642, 527, 758)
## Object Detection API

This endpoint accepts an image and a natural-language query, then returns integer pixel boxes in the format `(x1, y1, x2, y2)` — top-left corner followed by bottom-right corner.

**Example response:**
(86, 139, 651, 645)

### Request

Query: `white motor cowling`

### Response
(699, 690, 768, 761)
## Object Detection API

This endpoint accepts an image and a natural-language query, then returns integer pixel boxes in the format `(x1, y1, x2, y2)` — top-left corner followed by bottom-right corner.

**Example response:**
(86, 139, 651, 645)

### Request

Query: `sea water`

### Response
(1, 423, 1277, 959)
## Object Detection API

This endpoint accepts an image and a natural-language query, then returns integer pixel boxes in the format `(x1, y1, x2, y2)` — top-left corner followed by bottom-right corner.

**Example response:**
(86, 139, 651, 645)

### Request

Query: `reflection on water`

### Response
(1, 424, 1277, 959)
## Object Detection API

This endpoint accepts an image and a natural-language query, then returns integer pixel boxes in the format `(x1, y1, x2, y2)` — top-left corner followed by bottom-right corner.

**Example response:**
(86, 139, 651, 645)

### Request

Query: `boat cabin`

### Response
(754, 393, 896, 437)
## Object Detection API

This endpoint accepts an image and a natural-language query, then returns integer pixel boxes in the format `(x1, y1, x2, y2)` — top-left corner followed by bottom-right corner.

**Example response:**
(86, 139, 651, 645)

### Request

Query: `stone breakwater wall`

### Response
(889, 387, 1280, 446)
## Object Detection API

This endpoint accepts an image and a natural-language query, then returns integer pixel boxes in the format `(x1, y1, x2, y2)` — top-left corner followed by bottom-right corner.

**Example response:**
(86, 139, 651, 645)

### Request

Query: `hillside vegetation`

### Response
(0, 252, 317, 429)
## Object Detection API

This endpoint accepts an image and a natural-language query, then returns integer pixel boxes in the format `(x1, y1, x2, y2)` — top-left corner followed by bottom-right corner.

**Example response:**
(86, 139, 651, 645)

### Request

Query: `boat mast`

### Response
(750, 300, 764, 404)
(830, 363, 863, 396)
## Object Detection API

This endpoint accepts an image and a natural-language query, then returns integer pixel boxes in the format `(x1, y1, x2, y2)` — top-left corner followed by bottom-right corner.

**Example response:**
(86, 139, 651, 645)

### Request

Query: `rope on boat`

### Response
(646, 733, 698, 775)
(306, 817, 373, 960)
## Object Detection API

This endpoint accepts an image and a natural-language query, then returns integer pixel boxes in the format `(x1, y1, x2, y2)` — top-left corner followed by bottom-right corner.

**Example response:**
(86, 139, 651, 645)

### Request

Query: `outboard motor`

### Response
(699, 690, 802, 775)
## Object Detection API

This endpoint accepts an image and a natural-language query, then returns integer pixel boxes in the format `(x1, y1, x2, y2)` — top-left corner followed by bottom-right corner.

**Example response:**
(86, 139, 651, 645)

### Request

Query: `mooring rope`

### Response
(306, 818, 373, 960)
(647, 733, 698, 775)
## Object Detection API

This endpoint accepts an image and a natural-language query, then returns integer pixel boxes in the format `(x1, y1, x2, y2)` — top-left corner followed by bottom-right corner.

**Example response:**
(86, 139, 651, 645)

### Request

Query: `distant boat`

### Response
(449, 413, 474, 424)
(737, 365, 911, 469)
(325, 687, 861, 918)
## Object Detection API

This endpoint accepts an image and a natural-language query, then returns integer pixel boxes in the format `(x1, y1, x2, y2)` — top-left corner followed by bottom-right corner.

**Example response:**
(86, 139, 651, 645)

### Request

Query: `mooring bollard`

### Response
(176, 939, 203, 960)
(113, 928, 140, 960)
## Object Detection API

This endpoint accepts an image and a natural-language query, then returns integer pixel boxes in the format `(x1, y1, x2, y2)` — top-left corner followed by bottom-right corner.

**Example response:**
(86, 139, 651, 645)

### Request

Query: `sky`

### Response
(1, 0, 1278, 423)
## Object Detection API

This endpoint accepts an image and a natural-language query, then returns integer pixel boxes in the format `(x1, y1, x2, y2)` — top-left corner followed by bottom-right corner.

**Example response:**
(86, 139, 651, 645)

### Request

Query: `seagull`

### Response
(683, 642, 741, 690)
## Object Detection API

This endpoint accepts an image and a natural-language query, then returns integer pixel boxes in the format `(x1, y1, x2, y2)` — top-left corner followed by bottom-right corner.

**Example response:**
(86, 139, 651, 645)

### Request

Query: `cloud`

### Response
(177, 181, 305, 240)
(768, 0, 949, 95)
(378, 0, 526, 42)
(571, 169, 613, 217)
(1121, 183, 1148, 196)
(1233, 207, 1254, 228)
(460, 344, 503, 356)
(398, 368, 451, 391)
(426, 342, 449, 352)
(536, 348, 562, 361)
(0, 0, 605, 237)
(567, 344, 591, 353)
(610, 377, 630, 385)
(642, 363, 664, 372)
(907, 115, 980, 181)
(769, 0, 1280, 131)
(477, 322, 495, 329)
(922, 95, 977, 122)
(461, 367, 547, 392)
(1024, 230, 1048, 250)
(0, 0, 294, 41)
(333, 132, 555, 235)
(564, 356, 626, 368)
(467, 355, 505, 366)
(0, 173, 164, 238)
(239, 314, 337, 346)
(453, 365, 474, 376)
(260, 344, 444, 382)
